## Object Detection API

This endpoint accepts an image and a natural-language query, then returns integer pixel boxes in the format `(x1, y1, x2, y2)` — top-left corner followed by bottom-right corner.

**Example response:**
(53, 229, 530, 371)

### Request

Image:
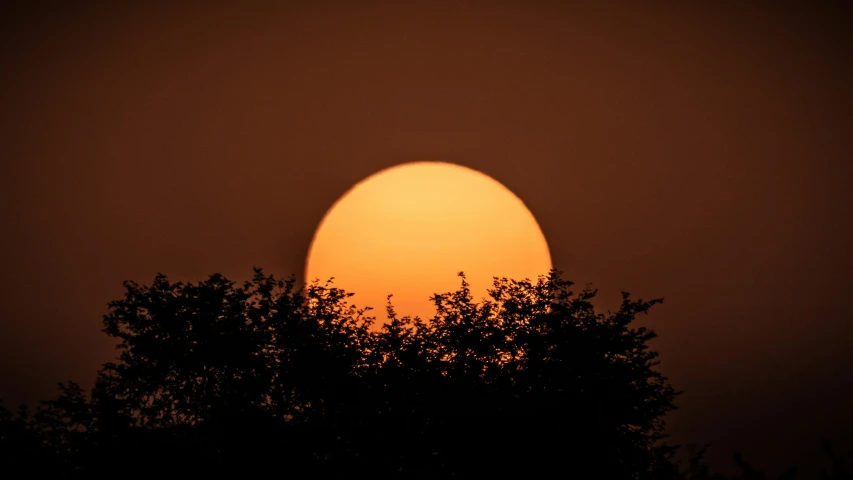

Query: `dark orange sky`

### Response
(1, 1, 851, 475)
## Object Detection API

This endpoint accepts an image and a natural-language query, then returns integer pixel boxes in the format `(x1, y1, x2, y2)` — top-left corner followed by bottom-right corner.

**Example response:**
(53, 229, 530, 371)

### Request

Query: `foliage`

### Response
(3, 269, 686, 478)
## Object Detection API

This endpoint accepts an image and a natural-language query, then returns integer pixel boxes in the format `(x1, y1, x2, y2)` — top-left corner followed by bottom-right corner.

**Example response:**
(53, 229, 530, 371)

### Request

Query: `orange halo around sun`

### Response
(305, 161, 552, 323)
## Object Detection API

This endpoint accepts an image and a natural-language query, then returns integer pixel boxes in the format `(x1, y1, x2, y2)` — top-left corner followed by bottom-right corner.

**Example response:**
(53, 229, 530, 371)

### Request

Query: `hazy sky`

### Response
(1, 2, 851, 474)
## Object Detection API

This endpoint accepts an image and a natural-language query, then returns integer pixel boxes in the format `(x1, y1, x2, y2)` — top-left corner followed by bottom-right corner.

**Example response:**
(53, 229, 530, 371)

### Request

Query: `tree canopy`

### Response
(2, 269, 683, 478)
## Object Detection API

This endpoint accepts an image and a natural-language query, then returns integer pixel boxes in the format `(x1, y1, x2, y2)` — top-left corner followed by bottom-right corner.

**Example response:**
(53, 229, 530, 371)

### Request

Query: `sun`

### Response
(305, 161, 551, 323)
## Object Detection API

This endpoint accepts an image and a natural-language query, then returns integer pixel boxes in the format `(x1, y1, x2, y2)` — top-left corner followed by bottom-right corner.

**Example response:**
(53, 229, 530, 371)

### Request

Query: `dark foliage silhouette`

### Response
(4, 269, 845, 478)
(671, 442, 852, 480)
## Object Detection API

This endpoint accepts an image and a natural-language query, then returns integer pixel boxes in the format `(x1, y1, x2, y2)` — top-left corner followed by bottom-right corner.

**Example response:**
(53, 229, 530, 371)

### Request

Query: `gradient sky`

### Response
(1, 2, 851, 475)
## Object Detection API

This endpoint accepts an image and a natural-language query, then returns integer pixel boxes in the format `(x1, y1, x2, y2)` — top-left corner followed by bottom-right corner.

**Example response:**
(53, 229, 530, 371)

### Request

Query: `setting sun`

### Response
(305, 161, 552, 322)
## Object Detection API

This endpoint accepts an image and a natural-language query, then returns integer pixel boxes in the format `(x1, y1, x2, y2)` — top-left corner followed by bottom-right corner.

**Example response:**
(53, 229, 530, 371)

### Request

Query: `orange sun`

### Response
(305, 161, 551, 323)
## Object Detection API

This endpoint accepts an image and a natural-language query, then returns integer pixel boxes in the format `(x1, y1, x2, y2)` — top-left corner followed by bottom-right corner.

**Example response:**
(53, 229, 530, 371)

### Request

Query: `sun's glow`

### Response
(305, 161, 552, 323)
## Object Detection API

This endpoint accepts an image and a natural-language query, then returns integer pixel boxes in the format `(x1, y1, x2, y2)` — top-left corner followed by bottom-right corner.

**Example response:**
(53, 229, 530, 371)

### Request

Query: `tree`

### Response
(0, 268, 681, 478)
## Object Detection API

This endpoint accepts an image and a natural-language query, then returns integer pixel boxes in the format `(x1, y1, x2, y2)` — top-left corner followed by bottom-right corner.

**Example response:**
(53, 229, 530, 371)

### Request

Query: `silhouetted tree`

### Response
(2, 269, 685, 478)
